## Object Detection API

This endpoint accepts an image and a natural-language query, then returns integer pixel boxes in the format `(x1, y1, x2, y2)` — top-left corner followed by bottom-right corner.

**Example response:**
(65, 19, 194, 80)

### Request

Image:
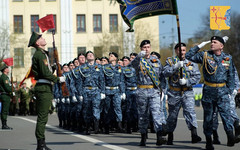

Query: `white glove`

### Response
(174, 61, 184, 69)
(179, 78, 187, 85)
(59, 76, 66, 83)
(164, 94, 168, 100)
(232, 89, 238, 96)
(55, 98, 60, 103)
(138, 51, 146, 57)
(78, 96, 83, 102)
(61, 98, 65, 103)
(222, 36, 229, 43)
(198, 41, 211, 48)
(101, 93, 106, 99)
(65, 97, 70, 103)
(121, 93, 126, 100)
(12, 92, 16, 96)
(72, 96, 78, 102)
(52, 100, 56, 108)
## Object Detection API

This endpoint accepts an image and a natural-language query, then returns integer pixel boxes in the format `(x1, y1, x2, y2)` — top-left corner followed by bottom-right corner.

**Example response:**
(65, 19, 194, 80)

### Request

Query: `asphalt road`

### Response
(0, 107, 240, 150)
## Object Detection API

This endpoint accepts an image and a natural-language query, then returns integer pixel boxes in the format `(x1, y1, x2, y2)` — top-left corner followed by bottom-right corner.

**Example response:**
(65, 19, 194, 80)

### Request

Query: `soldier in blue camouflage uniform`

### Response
(122, 56, 138, 133)
(163, 43, 201, 145)
(77, 51, 105, 135)
(185, 36, 235, 150)
(131, 40, 166, 146)
(102, 52, 125, 134)
(130, 53, 137, 62)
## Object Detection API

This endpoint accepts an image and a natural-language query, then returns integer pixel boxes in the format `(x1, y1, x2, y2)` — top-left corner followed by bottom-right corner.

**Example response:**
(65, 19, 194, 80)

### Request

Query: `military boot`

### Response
(156, 131, 166, 145)
(59, 119, 62, 128)
(85, 123, 91, 135)
(2, 120, 13, 130)
(117, 122, 124, 133)
(212, 130, 221, 144)
(226, 131, 235, 147)
(94, 120, 99, 134)
(167, 132, 173, 145)
(43, 139, 52, 150)
(234, 121, 240, 143)
(104, 124, 109, 134)
(126, 122, 132, 134)
(36, 139, 52, 150)
(205, 136, 214, 150)
(191, 127, 201, 143)
(63, 120, 67, 129)
(139, 133, 147, 146)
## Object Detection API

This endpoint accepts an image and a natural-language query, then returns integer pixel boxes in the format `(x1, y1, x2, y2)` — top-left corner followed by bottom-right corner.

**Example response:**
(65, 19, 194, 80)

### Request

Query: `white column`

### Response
(122, 20, 135, 56)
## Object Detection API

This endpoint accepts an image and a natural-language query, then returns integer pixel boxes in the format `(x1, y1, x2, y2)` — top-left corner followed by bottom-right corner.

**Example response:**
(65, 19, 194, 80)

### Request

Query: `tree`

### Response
(0, 25, 10, 62)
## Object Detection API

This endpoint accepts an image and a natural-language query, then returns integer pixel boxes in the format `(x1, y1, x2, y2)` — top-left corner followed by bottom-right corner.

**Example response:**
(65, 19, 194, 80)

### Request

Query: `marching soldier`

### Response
(130, 52, 137, 62)
(101, 56, 109, 65)
(163, 43, 202, 145)
(131, 40, 166, 146)
(28, 32, 65, 150)
(0, 62, 13, 130)
(185, 36, 235, 149)
(19, 83, 30, 116)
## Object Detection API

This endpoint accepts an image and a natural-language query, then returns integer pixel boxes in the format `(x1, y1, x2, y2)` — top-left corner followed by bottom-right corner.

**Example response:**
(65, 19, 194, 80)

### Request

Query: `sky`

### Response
(158, 0, 240, 48)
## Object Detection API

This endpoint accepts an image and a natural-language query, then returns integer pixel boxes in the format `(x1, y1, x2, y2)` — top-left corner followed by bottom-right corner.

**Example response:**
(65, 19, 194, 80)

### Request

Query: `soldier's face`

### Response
(95, 60, 101, 64)
(118, 60, 123, 66)
(36, 37, 47, 47)
(101, 59, 108, 65)
(175, 46, 186, 59)
(141, 44, 151, 57)
(130, 55, 136, 61)
(74, 60, 79, 67)
(109, 54, 117, 62)
(78, 55, 86, 65)
(123, 59, 130, 66)
(63, 66, 69, 72)
(87, 53, 95, 61)
(211, 40, 223, 51)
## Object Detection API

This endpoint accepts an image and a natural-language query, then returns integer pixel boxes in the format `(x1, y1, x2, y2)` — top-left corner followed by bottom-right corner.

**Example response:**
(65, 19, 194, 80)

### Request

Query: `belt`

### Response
(126, 87, 137, 90)
(169, 85, 192, 92)
(204, 81, 226, 87)
(84, 87, 98, 90)
(106, 86, 118, 90)
(137, 85, 154, 89)
(37, 79, 52, 84)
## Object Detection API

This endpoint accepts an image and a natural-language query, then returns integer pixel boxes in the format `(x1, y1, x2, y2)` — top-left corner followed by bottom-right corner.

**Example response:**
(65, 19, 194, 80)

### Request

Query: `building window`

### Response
(109, 14, 118, 32)
(46, 0, 56, 1)
(14, 48, 24, 68)
(14, 15, 23, 33)
(13, 0, 23, 2)
(77, 47, 86, 55)
(110, 46, 119, 54)
(47, 47, 55, 65)
(29, 0, 39, 1)
(77, 15, 86, 32)
(47, 15, 56, 33)
(31, 15, 39, 32)
(94, 46, 103, 58)
(93, 15, 102, 32)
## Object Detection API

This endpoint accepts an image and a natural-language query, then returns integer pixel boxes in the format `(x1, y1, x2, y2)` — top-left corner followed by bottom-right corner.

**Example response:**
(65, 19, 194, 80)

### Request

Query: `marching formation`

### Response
(0, 32, 240, 150)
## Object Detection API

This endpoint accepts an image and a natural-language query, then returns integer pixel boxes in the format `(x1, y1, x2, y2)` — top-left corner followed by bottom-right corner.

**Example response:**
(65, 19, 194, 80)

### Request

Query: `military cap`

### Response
(78, 53, 85, 58)
(73, 58, 78, 62)
(0, 62, 8, 72)
(211, 36, 224, 45)
(140, 40, 150, 47)
(122, 56, 130, 61)
(101, 56, 109, 62)
(150, 51, 161, 59)
(130, 52, 138, 57)
(95, 57, 101, 61)
(85, 51, 94, 57)
(174, 42, 186, 50)
(68, 61, 74, 66)
(28, 32, 42, 47)
(109, 52, 118, 58)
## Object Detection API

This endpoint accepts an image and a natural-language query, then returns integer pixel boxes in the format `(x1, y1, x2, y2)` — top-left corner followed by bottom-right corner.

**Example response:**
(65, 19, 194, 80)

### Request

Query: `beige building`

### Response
(3, 0, 159, 86)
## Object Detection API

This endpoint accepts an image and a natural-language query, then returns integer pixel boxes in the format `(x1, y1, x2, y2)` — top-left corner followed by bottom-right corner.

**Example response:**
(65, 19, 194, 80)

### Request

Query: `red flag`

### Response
(3, 58, 13, 66)
(19, 67, 35, 87)
(36, 14, 55, 32)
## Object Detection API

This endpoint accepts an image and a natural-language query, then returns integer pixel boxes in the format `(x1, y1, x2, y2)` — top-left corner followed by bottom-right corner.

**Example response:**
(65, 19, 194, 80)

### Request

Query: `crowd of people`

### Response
(0, 32, 240, 150)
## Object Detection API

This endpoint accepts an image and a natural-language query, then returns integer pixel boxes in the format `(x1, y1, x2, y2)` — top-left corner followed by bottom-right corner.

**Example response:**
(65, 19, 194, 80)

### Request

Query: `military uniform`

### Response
(19, 86, 30, 115)
(0, 64, 13, 129)
(186, 44, 235, 147)
(163, 55, 201, 144)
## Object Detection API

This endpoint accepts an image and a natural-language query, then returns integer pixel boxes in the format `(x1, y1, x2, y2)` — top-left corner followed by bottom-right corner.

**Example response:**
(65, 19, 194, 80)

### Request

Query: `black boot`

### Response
(63, 120, 67, 129)
(234, 121, 240, 143)
(43, 139, 52, 150)
(226, 131, 235, 147)
(36, 139, 52, 150)
(205, 136, 214, 150)
(59, 119, 62, 128)
(117, 122, 124, 133)
(139, 133, 147, 146)
(156, 131, 166, 145)
(104, 124, 109, 134)
(126, 122, 132, 134)
(167, 132, 173, 145)
(2, 120, 13, 130)
(85, 123, 91, 135)
(94, 120, 99, 134)
(191, 127, 201, 143)
(212, 130, 221, 144)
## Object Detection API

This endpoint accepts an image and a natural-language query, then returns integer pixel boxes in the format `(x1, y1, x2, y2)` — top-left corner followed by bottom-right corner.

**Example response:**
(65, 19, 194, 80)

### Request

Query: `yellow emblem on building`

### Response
(210, 6, 231, 31)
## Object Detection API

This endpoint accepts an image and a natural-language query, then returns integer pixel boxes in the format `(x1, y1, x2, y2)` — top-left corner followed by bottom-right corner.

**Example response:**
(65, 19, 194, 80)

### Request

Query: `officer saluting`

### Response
(28, 32, 65, 150)
(186, 36, 235, 150)
(0, 62, 13, 130)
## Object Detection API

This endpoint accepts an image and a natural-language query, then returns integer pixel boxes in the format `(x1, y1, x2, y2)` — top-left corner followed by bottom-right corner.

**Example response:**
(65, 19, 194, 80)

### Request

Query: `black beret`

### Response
(109, 52, 118, 58)
(73, 58, 78, 62)
(122, 56, 130, 61)
(101, 56, 109, 62)
(150, 51, 161, 59)
(78, 53, 85, 58)
(211, 36, 224, 45)
(85, 51, 94, 57)
(28, 32, 42, 47)
(95, 57, 101, 61)
(130, 52, 138, 57)
(61, 63, 67, 69)
(140, 40, 150, 47)
(68, 61, 74, 66)
(174, 43, 186, 49)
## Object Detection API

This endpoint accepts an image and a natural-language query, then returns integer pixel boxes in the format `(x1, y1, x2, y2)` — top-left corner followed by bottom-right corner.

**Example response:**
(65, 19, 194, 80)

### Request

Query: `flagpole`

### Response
(176, 14, 183, 94)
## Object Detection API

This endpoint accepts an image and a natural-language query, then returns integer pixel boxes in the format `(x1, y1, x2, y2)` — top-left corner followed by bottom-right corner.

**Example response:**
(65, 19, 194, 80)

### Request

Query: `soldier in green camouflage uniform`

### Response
(28, 32, 65, 150)
(0, 62, 13, 130)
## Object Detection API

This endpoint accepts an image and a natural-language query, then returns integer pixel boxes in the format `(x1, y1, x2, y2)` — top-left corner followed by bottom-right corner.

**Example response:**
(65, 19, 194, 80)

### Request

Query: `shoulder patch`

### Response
(43, 59, 48, 66)
(5, 80, 8, 84)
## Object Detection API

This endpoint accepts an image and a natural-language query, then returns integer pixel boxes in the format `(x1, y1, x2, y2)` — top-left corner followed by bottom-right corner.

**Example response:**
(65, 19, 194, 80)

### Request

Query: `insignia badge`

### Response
(154, 63, 158, 67)
(5, 80, 8, 84)
(43, 59, 48, 66)
(189, 66, 193, 70)
(210, 6, 231, 30)
(96, 68, 99, 71)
